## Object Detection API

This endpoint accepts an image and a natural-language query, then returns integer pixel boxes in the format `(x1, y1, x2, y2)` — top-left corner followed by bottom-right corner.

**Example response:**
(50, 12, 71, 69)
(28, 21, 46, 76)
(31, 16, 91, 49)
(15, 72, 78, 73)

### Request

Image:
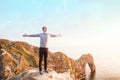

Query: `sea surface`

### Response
(85, 53, 120, 80)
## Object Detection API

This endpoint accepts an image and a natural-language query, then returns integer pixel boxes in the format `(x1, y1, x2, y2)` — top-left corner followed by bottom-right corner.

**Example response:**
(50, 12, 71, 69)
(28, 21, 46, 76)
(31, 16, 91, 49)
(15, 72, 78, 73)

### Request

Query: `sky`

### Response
(0, 0, 120, 59)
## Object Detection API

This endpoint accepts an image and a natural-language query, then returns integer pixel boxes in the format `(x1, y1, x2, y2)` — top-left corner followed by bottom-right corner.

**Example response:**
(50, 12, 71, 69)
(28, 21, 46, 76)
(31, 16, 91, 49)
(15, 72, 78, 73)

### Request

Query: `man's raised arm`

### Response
(50, 34, 62, 37)
(23, 33, 40, 37)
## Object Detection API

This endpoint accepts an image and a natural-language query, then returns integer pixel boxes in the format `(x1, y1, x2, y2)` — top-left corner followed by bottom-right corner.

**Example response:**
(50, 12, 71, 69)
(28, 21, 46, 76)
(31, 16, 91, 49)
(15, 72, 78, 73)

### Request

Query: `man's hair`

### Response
(42, 26, 47, 30)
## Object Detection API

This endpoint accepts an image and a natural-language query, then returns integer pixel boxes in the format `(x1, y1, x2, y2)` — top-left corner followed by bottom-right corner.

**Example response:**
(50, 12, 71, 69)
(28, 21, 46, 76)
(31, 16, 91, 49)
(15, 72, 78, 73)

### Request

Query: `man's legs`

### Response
(44, 48, 48, 72)
(39, 48, 48, 74)
(39, 48, 44, 73)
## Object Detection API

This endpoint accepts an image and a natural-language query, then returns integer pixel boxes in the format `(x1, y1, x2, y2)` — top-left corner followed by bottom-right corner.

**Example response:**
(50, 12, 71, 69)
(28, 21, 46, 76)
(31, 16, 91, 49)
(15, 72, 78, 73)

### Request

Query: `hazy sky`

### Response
(0, 0, 120, 59)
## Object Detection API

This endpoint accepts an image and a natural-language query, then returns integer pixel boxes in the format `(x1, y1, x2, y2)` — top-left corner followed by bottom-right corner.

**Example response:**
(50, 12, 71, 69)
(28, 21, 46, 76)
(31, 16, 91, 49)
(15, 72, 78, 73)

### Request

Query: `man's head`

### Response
(42, 26, 47, 33)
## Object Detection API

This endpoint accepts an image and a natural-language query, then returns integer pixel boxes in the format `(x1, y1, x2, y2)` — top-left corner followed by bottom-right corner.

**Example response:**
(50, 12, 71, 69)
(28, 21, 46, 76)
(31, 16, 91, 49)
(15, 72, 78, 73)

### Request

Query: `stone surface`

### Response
(11, 68, 73, 80)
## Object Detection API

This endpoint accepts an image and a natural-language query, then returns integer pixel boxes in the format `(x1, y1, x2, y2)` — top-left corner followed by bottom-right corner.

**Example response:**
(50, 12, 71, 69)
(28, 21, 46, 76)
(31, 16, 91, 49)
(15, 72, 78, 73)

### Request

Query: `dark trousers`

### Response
(39, 47, 48, 71)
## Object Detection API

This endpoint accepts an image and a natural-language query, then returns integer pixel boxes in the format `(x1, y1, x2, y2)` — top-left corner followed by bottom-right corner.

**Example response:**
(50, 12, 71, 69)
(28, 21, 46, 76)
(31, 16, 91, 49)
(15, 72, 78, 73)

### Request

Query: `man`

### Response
(23, 26, 61, 75)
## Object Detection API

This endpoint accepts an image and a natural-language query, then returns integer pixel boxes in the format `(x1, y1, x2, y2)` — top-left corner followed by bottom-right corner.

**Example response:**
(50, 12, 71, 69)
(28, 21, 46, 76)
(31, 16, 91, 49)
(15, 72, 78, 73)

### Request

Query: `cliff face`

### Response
(0, 39, 39, 80)
(0, 39, 96, 80)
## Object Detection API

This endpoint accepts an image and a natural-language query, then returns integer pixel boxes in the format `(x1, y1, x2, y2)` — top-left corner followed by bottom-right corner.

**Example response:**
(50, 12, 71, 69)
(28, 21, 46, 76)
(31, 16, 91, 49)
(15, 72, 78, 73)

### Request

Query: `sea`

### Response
(85, 52, 120, 80)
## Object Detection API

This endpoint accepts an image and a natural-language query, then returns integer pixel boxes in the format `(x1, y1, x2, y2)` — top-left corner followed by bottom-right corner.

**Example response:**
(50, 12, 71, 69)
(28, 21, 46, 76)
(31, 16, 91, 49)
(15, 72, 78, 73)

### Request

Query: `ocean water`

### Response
(85, 53, 120, 80)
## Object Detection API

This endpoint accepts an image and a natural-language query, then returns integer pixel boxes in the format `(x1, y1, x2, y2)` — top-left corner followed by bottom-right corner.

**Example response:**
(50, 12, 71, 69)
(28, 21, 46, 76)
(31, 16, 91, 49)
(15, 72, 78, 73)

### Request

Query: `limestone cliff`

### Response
(0, 39, 96, 80)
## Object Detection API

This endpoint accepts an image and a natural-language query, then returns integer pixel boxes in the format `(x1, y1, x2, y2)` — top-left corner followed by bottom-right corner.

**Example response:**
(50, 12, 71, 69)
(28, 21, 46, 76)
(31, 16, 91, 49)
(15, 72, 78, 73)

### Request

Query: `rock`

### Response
(11, 68, 73, 80)
(0, 39, 39, 80)
(75, 54, 96, 79)
(0, 39, 96, 80)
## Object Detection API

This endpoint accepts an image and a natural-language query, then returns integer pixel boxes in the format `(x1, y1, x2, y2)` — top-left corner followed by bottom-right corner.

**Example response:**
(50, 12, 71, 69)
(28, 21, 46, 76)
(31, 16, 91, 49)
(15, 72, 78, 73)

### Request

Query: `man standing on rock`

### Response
(23, 26, 61, 75)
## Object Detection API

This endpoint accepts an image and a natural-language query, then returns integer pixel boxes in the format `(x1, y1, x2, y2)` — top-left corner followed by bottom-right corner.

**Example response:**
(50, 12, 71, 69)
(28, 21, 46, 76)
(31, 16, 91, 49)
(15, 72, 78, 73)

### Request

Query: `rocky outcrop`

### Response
(75, 54, 96, 80)
(0, 39, 96, 80)
(0, 39, 39, 80)
(11, 68, 73, 80)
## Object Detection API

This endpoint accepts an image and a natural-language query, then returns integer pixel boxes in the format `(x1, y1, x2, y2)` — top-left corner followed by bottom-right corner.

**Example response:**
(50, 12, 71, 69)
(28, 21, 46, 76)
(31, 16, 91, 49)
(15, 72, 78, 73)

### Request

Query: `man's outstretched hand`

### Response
(23, 33, 27, 37)
(58, 34, 62, 37)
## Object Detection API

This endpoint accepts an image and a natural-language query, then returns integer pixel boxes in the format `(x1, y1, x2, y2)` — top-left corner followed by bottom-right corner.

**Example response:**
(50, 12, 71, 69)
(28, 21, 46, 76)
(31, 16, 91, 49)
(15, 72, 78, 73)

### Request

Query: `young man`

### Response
(23, 26, 61, 75)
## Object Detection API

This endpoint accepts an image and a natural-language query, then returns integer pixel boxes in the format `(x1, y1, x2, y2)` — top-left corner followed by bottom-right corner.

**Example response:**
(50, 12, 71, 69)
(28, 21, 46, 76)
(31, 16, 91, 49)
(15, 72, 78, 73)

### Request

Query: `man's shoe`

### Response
(39, 71, 43, 75)
(44, 70, 48, 73)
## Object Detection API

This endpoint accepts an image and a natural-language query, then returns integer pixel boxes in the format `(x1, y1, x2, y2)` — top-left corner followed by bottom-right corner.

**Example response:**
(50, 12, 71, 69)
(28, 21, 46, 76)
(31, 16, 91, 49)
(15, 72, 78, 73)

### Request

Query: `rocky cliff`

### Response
(0, 39, 96, 80)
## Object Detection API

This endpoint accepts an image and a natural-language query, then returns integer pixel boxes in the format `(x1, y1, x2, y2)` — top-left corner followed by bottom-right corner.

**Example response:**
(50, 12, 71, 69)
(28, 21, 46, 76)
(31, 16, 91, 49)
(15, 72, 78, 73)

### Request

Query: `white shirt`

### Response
(27, 33, 59, 48)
